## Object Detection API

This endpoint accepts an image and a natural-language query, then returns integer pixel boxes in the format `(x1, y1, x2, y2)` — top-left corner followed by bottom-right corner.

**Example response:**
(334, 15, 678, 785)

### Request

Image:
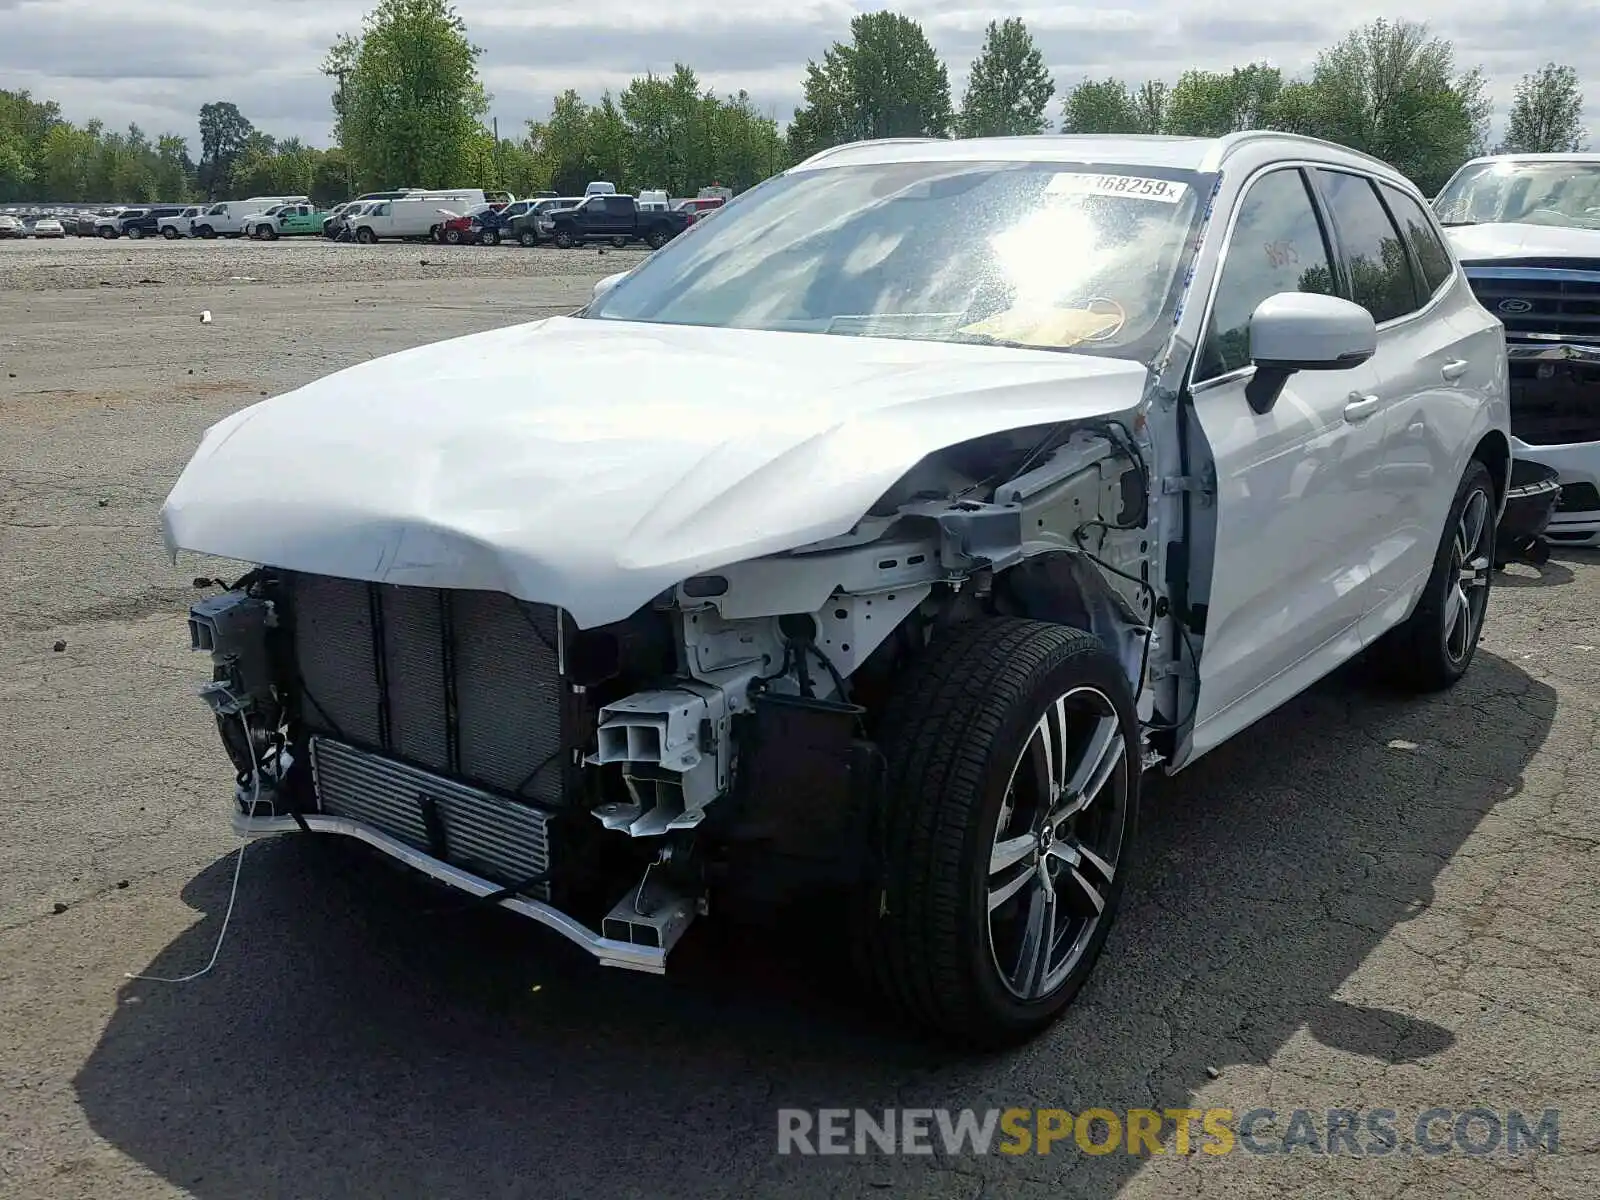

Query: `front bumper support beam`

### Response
(231, 811, 671, 973)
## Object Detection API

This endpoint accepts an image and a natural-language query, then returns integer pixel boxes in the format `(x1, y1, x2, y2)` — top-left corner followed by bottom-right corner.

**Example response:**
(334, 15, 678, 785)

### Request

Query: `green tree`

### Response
(1061, 78, 1148, 134)
(527, 90, 597, 195)
(1286, 19, 1489, 194)
(1133, 81, 1169, 134)
(1502, 63, 1586, 153)
(197, 101, 253, 198)
(323, 0, 490, 191)
(957, 18, 1055, 137)
(788, 11, 952, 158)
(1164, 64, 1284, 136)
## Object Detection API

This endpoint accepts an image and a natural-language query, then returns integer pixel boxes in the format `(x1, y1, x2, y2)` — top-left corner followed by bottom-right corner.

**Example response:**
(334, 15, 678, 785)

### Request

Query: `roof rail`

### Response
(1207, 130, 1400, 176)
(795, 137, 942, 169)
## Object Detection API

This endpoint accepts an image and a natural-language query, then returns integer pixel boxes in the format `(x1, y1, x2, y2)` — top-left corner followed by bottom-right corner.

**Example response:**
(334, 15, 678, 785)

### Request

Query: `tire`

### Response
(480, 228, 499, 246)
(356, 227, 377, 244)
(161, 226, 179, 239)
(1373, 459, 1496, 692)
(197, 225, 216, 239)
(553, 230, 574, 249)
(99, 227, 118, 239)
(646, 229, 668, 250)
(518, 228, 537, 247)
(127, 226, 144, 239)
(262, 225, 278, 240)
(854, 618, 1140, 1047)
(444, 228, 463, 245)
(609, 235, 629, 249)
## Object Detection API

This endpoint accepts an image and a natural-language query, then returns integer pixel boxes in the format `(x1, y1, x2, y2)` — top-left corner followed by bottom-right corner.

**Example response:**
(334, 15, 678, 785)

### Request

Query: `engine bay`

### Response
(187, 418, 1157, 967)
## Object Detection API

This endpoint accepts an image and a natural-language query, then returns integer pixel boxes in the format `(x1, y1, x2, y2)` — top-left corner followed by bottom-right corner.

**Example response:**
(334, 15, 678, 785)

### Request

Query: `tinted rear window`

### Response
(1380, 183, 1455, 295)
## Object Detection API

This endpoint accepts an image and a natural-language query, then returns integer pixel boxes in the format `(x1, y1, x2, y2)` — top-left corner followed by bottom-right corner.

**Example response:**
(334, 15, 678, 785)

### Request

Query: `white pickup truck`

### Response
(157, 206, 205, 239)
(191, 196, 310, 239)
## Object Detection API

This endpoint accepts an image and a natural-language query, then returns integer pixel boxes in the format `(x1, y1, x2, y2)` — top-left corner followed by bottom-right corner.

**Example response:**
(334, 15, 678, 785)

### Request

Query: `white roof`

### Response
(792, 132, 1410, 187)
(1457, 151, 1600, 166)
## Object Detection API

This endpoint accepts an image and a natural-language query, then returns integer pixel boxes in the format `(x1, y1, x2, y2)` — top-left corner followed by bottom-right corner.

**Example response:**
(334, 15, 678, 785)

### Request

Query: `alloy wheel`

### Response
(986, 685, 1129, 1001)
(1445, 487, 1492, 664)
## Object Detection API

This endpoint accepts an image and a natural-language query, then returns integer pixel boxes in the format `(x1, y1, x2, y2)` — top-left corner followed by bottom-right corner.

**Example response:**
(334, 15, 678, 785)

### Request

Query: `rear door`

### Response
(1185, 165, 1385, 756)
(1360, 179, 1494, 627)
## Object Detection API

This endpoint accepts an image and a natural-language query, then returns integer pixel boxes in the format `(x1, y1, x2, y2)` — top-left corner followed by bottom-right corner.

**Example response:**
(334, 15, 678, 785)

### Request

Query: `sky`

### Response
(3, 0, 1598, 153)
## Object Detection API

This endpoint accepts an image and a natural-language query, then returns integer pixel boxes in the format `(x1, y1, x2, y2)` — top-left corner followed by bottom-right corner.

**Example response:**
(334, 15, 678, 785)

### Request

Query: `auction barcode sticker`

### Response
(1046, 173, 1189, 203)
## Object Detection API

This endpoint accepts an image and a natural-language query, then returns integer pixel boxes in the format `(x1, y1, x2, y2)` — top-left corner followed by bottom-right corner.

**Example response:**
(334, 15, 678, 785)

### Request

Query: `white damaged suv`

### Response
(161, 133, 1509, 1047)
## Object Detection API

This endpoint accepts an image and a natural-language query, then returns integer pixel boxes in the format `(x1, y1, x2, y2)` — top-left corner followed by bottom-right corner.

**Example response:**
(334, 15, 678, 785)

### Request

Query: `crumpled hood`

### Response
(1446, 221, 1600, 262)
(160, 316, 1150, 627)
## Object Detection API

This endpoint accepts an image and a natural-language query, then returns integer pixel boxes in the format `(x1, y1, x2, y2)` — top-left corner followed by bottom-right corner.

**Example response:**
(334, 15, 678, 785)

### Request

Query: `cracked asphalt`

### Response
(1, 238, 1597, 1199)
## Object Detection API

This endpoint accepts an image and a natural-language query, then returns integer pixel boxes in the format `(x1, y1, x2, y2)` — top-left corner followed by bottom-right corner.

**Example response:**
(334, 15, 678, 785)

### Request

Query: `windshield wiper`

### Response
(939, 330, 1061, 351)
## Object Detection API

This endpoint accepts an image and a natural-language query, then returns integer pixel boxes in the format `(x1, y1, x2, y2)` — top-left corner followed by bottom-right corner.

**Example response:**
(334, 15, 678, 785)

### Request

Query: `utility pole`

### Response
(334, 67, 354, 198)
(493, 115, 502, 188)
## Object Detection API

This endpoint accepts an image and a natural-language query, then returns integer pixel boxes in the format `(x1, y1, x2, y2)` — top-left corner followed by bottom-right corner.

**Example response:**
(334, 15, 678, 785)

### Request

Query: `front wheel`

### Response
(161, 226, 179, 239)
(1373, 459, 1496, 691)
(260, 225, 278, 240)
(444, 228, 463, 244)
(127, 226, 144, 239)
(197, 225, 216, 239)
(854, 618, 1139, 1047)
(518, 228, 538, 247)
(646, 229, 668, 250)
(99, 227, 118, 239)
(553, 230, 574, 249)
(355, 227, 377, 244)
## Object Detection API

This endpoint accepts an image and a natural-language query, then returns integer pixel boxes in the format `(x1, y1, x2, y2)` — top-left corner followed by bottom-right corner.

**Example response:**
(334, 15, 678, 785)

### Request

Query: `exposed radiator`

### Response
(283, 572, 569, 807)
(310, 737, 553, 898)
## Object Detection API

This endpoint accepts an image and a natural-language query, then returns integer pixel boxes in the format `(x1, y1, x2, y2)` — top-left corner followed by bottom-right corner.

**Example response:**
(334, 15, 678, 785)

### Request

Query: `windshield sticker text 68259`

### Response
(1046, 174, 1189, 204)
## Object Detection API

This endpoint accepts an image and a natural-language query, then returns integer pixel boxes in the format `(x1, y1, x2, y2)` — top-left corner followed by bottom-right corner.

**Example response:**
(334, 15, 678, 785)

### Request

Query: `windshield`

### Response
(584, 159, 1208, 355)
(1434, 160, 1600, 229)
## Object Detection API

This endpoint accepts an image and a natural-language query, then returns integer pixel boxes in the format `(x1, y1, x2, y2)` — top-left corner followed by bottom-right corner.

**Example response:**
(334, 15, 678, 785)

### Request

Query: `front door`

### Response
(1183, 166, 1386, 759)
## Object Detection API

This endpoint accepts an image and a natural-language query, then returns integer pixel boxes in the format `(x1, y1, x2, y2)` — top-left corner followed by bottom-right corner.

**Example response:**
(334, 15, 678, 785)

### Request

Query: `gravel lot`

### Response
(2, 238, 1598, 1200)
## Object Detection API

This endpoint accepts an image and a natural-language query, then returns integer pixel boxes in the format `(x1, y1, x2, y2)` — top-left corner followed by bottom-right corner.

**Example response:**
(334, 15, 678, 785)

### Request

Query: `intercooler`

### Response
(279, 572, 575, 893)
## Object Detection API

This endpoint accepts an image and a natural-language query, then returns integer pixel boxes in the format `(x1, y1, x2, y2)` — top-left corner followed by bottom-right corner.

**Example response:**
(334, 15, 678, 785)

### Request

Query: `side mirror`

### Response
(592, 271, 628, 300)
(1245, 292, 1376, 414)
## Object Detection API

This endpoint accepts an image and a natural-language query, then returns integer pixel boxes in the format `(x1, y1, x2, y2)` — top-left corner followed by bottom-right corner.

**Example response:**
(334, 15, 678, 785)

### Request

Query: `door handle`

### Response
(1440, 358, 1470, 381)
(1344, 393, 1382, 422)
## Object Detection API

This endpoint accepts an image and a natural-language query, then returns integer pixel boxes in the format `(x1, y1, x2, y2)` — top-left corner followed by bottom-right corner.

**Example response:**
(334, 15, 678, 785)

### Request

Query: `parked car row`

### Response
(0, 212, 67, 237)
(9, 182, 731, 251)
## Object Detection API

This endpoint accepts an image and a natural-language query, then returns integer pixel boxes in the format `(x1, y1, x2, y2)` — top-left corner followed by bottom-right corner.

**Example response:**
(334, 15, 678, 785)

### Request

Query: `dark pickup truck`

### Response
(547, 194, 689, 250)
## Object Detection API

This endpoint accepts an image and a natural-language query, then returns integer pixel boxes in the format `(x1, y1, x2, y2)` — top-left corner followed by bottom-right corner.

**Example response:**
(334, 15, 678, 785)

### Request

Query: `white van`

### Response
(584, 181, 617, 196)
(347, 193, 483, 242)
(636, 189, 670, 212)
(192, 195, 309, 238)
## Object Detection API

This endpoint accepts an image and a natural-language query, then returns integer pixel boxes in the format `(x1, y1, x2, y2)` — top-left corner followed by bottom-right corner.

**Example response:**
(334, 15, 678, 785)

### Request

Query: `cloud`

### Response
(3, 0, 1598, 154)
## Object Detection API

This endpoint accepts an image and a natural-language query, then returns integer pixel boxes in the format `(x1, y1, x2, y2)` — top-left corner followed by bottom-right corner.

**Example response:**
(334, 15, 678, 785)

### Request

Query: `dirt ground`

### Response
(1, 238, 1597, 1200)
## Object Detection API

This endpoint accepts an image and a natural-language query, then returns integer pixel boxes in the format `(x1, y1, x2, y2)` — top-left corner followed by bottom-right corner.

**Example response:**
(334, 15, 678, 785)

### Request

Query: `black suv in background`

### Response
(98, 206, 187, 239)
(126, 206, 189, 238)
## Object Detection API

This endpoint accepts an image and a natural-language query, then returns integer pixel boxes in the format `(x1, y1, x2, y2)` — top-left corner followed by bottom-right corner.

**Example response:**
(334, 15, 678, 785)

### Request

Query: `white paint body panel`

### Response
(160, 315, 1151, 628)
(1176, 156, 1508, 764)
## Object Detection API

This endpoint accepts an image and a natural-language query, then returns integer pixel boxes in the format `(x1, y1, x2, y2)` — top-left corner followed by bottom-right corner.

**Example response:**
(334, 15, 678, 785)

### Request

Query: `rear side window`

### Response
(1197, 168, 1337, 382)
(1314, 169, 1421, 323)
(1379, 183, 1454, 296)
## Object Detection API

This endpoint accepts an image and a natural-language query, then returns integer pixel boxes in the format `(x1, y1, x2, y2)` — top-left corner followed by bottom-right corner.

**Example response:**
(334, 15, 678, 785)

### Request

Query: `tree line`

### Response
(0, 4, 1589, 207)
